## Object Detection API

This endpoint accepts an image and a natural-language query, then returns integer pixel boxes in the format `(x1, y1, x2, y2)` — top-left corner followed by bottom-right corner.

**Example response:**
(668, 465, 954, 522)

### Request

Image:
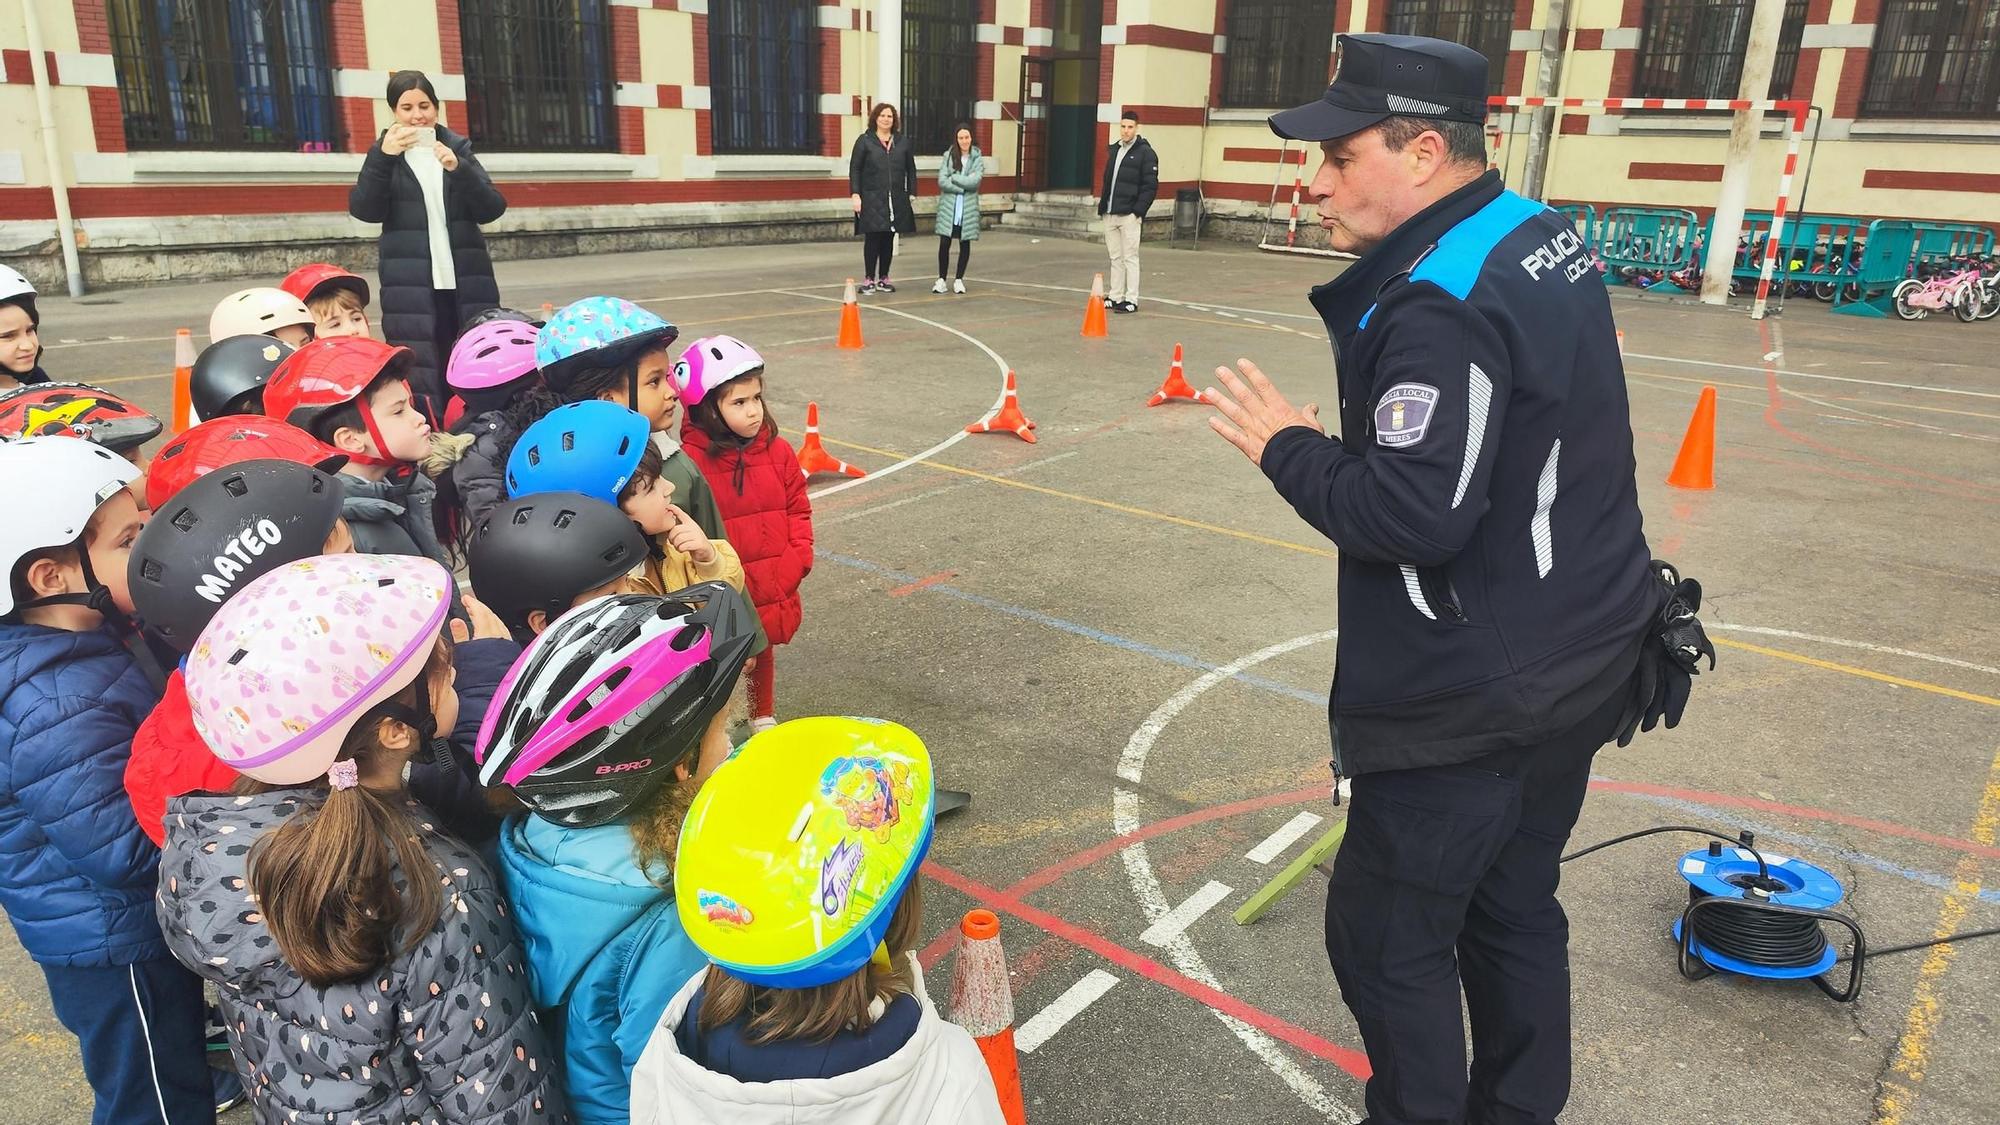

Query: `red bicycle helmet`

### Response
(144, 415, 347, 510)
(0, 382, 162, 453)
(263, 337, 413, 467)
(278, 262, 371, 308)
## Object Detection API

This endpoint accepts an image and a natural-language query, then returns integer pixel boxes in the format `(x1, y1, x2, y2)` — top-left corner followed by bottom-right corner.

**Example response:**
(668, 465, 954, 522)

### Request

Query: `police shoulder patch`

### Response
(1375, 383, 1439, 448)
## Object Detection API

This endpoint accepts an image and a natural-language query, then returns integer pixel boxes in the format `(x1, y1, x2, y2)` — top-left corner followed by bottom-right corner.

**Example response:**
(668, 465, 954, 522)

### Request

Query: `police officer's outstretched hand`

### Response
(1207, 358, 1323, 467)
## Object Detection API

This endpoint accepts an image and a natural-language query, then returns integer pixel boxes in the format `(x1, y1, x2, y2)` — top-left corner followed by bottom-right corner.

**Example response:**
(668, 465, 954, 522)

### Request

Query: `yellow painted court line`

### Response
(1872, 743, 2000, 1124)
(806, 432, 1339, 559)
(1712, 638, 2000, 708)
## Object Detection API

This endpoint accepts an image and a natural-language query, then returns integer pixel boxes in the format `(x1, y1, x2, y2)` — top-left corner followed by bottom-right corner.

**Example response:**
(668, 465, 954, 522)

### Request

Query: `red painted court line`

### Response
(888, 570, 957, 597)
(1594, 779, 2000, 862)
(923, 858, 1375, 1081)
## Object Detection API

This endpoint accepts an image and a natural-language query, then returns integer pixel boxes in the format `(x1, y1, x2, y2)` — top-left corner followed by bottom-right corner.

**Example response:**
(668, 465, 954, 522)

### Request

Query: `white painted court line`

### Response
(1625, 350, 2000, 400)
(1139, 881, 1233, 947)
(1015, 970, 1121, 1054)
(1246, 811, 1325, 865)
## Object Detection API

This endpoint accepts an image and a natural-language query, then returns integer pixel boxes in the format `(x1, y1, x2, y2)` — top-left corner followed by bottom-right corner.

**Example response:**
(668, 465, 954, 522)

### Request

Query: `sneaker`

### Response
(1115, 300, 1138, 313)
(749, 716, 778, 733)
(877, 280, 897, 293)
(1103, 297, 1114, 308)
(932, 278, 948, 294)
(859, 279, 877, 295)
(953, 278, 967, 294)
(213, 1066, 245, 1114)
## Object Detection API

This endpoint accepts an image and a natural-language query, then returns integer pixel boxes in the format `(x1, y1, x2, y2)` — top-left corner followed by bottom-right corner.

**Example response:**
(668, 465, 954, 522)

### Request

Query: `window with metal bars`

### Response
(1632, 0, 1810, 101)
(106, 0, 341, 150)
(460, 0, 615, 151)
(902, 0, 979, 153)
(1386, 1, 1516, 96)
(1861, 0, 2000, 118)
(709, 0, 822, 154)
(1222, 1, 1338, 108)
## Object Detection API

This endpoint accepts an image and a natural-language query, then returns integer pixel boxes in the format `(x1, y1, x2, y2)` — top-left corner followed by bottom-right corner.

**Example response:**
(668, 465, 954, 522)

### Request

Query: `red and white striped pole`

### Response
(1284, 147, 1305, 248)
(1749, 105, 1808, 321)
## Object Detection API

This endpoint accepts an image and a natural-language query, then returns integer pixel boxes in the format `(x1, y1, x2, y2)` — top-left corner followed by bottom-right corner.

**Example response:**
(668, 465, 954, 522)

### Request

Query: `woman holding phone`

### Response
(349, 70, 507, 406)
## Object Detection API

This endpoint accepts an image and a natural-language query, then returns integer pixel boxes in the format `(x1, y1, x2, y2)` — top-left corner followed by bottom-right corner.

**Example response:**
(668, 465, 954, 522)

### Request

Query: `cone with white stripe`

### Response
(168, 329, 196, 434)
(1147, 343, 1206, 406)
(796, 401, 865, 479)
(949, 909, 1026, 1125)
(965, 370, 1037, 443)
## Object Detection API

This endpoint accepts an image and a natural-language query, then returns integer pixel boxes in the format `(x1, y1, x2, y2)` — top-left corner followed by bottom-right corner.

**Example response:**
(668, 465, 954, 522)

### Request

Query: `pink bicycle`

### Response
(1893, 260, 1985, 322)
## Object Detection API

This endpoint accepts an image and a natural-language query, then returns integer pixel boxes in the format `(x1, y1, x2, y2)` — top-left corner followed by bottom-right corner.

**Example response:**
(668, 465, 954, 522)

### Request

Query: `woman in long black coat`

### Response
(848, 102, 918, 294)
(349, 70, 507, 404)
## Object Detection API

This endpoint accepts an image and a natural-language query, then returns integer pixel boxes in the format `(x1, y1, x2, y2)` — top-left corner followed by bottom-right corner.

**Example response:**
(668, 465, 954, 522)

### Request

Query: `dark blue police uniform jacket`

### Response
(1263, 170, 1657, 777)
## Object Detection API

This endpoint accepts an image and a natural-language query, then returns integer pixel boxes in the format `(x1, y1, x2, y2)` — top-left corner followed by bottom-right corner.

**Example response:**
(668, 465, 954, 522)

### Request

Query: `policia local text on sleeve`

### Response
(1205, 34, 1715, 1125)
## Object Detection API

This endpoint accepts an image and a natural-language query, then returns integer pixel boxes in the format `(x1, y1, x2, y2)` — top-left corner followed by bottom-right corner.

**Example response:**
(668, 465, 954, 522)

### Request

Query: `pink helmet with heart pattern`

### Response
(185, 553, 452, 785)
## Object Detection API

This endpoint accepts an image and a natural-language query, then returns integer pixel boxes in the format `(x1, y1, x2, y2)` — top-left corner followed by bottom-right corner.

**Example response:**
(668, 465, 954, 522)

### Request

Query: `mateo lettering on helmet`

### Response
(1520, 229, 1587, 282)
(595, 758, 651, 776)
(193, 520, 284, 603)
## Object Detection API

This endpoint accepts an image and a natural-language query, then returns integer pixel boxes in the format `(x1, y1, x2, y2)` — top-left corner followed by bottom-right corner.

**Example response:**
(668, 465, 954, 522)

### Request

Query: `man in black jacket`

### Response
(1206, 35, 1663, 1125)
(1097, 109, 1158, 313)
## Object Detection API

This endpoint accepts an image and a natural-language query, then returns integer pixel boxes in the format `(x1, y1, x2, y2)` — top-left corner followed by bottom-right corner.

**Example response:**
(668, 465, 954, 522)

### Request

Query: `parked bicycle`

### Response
(1892, 255, 1986, 322)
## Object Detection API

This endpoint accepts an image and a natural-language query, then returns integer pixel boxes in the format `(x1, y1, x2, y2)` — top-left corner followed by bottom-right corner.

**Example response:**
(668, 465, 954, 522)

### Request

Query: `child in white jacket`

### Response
(630, 717, 1005, 1124)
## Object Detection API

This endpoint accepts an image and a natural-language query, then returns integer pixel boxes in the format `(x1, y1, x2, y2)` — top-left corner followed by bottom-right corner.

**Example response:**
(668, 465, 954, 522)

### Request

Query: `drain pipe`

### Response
(22, 2, 85, 297)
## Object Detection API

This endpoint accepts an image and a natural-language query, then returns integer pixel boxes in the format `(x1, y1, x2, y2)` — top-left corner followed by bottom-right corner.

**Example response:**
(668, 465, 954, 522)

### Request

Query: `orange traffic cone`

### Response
(949, 910, 1027, 1125)
(837, 278, 865, 349)
(796, 402, 866, 479)
(1081, 273, 1108, 338)
(540, 301, 554, 323)
(1615, 328, 1626, 356)
(168, 328, 196, 434)
(966, 371, 1037, 443)
(1666, 385, 1716, 490)
(1147, 342, 1207, 407)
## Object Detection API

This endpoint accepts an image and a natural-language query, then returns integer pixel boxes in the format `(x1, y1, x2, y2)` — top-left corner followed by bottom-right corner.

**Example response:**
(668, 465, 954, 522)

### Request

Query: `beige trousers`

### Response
(1103, 213, 1142, 302)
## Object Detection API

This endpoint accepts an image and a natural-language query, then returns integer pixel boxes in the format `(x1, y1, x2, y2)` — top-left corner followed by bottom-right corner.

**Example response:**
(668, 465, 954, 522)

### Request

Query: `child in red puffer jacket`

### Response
(672, 335, 811, 731)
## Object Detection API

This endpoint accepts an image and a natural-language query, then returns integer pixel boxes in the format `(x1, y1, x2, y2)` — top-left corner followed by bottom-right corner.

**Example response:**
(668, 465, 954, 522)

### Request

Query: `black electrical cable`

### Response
(1560, 824, 1769, 878)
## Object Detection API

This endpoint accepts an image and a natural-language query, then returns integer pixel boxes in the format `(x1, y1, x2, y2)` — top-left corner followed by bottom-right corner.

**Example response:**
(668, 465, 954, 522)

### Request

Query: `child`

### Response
(0, 436, 214, 1123)
(474, 583, 757, 1125)
(0, 380, 163, 467)
(506, 399, 746, 598)
(630, 717, 1005, 1124)
(434, 316, 543, 533)
(125, 459, 352, 846)
(507, 296, 727, 542)
(466, 490, 648, 641)
(674, 335, 813, 731)
(0, 264, 48, 388)
(278, 262, 372, 339)
(207, 286, 315, 348)
(188, 334, 297, 421)
(161, 553, 568, 1124)
(263, 336, 449, 569)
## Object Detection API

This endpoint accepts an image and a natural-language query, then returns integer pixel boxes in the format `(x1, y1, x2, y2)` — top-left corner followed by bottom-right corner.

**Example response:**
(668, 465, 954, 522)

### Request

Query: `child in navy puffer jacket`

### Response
(0, 436, 213, 1124)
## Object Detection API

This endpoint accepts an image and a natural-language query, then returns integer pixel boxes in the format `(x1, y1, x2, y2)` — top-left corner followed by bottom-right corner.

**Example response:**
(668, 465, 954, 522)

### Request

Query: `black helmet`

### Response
(466, 491, 646, 640)
(473, 583, 758, 827)
(128, 458, 345, 652)
(191, 335, 298, 420)
(464, 306, 546, 330)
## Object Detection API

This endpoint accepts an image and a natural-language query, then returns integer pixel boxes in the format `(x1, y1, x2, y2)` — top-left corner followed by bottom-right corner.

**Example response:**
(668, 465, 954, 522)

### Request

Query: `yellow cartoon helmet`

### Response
(675, 716, 934, 988)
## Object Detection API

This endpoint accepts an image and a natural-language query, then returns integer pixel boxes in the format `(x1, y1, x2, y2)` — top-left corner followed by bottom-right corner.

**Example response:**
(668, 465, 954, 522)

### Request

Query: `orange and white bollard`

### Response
(837, 279, 865, 349)
(949, 909, 1027, 1125)
(795, 402, 866, 479)
(965, 371, 1037, 444)
(1147, 342, 1207, 407)
(1081, 274, 1109, 338)
(168, 328, 196, 433)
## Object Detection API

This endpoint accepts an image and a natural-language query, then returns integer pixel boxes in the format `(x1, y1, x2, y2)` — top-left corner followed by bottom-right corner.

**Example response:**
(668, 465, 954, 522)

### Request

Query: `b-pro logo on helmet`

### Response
(594, 757, 652, 776)
(194, 520, 285, 603)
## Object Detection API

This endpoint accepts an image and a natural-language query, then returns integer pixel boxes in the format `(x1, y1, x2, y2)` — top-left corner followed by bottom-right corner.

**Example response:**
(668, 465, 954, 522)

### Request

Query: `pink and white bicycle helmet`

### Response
(669, 334, 765, 407)
(185, 553, 453, 786)
(447, 319, 541, 393)
(474, 581, 758, 827)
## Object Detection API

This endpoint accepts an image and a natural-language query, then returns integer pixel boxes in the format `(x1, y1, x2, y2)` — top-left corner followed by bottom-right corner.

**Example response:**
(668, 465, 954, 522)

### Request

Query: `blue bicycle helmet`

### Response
(505, 400, 652, 505)
(535, 296, 679, 396)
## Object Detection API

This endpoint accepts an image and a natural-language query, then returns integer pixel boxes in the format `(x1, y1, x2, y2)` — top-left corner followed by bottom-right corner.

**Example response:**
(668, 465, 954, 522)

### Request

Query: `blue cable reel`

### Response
(1670, 838, 1865, 1001)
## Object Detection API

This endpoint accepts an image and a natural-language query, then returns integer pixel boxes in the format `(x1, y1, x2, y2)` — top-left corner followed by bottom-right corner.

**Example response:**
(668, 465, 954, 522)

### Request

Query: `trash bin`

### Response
(1172, 188, 1202, 247)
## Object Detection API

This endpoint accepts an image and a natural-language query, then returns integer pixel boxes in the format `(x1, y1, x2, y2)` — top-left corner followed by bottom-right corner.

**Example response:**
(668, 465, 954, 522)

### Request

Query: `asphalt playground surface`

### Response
(3, 232, 1997, 1124)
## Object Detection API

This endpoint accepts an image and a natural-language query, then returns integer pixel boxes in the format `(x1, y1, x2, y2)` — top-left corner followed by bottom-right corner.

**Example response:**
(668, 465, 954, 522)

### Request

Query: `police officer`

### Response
(1207, 34, 1682, 1125)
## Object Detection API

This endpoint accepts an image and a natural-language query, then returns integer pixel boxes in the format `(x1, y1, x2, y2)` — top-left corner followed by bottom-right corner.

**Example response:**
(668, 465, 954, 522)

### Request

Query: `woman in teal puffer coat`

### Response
(932, 125, 983, 294)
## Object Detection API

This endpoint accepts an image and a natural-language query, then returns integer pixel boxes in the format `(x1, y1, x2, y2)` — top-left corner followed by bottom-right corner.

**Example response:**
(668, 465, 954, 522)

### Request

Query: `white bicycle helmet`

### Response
(208, 288, 315, 344)
(0, 265, 33, 305)
(0, 435, 140, 617)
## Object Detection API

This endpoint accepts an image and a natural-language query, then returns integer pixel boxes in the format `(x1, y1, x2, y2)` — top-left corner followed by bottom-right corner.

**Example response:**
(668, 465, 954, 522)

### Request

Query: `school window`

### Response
(1386, 0, 1516, 96)
(1221, 0, 1339, 108)
(1632, 0, 1811, 102)
(106, 0, 342, 150)
(1861, 0, 2000, 118)
(459, 0, 616, 151)
(709, 0, 822, 155)
(903, 0, 980, 154)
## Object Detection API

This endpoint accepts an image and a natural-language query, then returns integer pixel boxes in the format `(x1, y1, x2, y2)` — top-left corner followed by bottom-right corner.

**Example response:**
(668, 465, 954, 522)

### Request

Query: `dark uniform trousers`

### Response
(1325, 681, 1628, 1125)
